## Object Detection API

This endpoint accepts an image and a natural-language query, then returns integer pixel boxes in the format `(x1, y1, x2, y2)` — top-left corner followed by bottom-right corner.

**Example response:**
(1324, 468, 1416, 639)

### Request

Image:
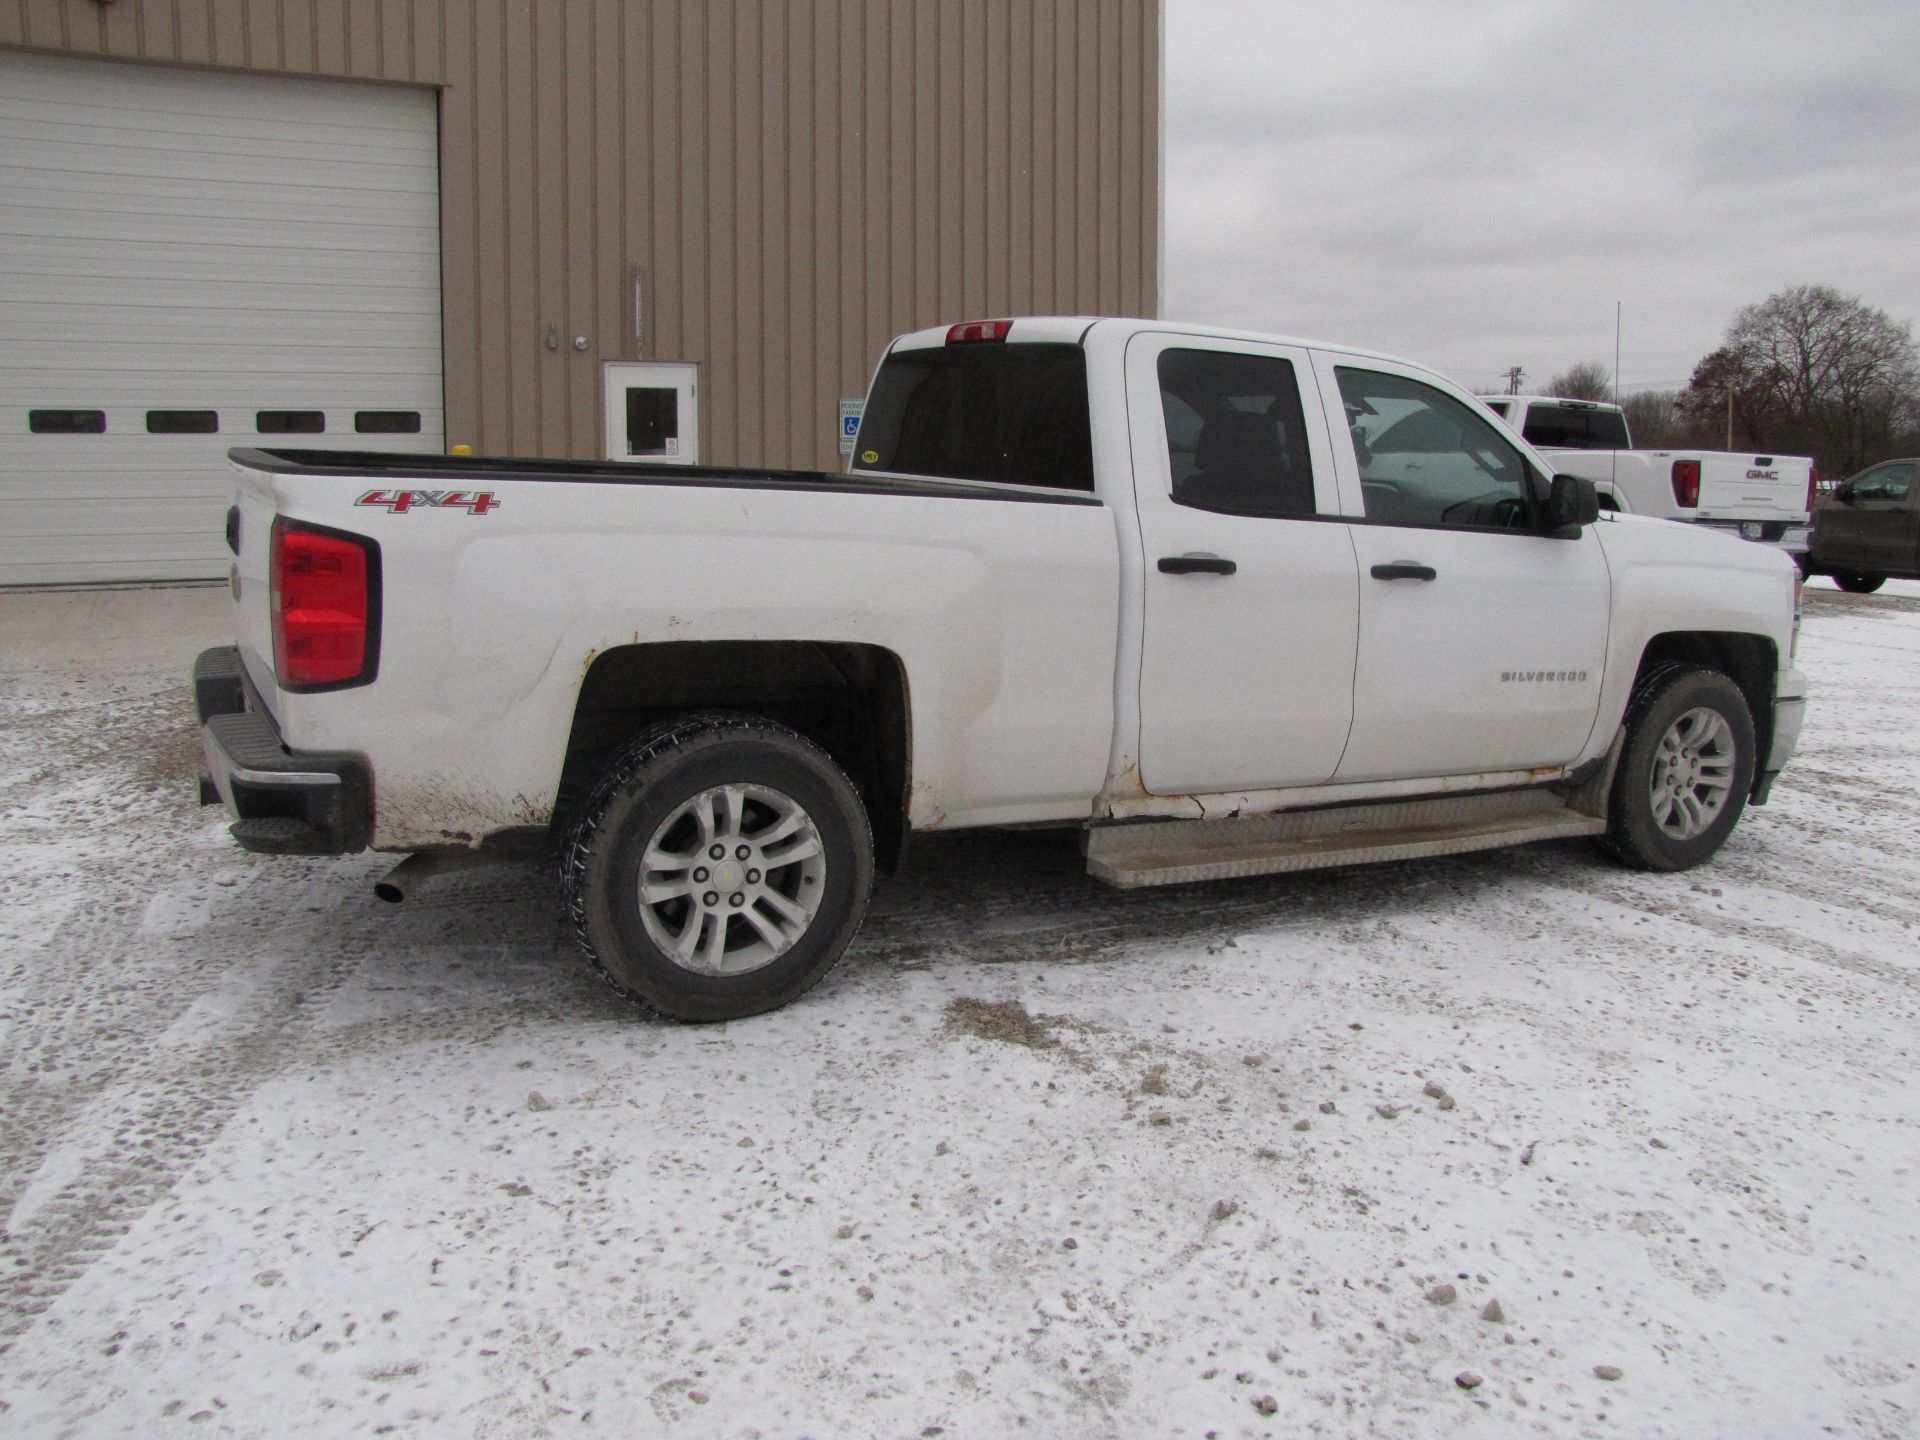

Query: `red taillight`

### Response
(946, 319, 1012, 344)
(1806, 465, 1819, 513)
(1670, 459, 1701, 508)
(271, 519, 376, 689)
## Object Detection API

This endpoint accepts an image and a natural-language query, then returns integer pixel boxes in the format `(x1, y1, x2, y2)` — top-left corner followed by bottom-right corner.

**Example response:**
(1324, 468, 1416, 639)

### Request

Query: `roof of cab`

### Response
(884, 315, 1422, 372)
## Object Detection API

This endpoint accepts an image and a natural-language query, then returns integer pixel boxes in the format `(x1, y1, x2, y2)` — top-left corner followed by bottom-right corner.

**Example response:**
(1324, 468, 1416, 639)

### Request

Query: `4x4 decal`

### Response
(355, 489, 499, 515)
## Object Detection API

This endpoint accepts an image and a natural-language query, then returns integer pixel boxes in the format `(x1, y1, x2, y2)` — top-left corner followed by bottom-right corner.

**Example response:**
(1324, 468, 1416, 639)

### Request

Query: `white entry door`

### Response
(604, 363, 698, 464)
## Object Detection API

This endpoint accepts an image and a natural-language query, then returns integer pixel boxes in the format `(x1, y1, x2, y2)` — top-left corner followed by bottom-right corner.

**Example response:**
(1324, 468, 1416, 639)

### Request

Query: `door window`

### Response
(625, 388, 681, 458)
(1851, 463, 1914, 502)
(1336, 368, 1537, 529)
(1156, 349, 1317, 517)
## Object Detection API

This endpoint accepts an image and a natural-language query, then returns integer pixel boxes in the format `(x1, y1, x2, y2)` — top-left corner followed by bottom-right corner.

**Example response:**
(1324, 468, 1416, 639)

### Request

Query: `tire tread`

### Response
(1596, 664, 1753, 871)
(558, 713, 873, 1020)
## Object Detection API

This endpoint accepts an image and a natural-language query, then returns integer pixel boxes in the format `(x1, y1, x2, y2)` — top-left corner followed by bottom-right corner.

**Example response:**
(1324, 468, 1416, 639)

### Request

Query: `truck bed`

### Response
(229, 448, 1095, 508)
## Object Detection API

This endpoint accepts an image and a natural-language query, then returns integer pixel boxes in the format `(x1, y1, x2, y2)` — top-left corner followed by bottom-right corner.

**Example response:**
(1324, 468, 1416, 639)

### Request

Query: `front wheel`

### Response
(561, 715, 874, 1021)
(1833, 571, 1885, 594)
(1598, 666, 1755, 871)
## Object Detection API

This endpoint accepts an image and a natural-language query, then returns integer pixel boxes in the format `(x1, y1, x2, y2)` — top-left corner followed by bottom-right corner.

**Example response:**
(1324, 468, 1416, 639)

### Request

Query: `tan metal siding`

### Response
(6, 0, 1159, 472)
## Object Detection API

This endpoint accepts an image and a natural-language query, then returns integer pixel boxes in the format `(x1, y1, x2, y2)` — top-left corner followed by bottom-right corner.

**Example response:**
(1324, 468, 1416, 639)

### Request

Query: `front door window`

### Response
(1336, 367, 1537, 530)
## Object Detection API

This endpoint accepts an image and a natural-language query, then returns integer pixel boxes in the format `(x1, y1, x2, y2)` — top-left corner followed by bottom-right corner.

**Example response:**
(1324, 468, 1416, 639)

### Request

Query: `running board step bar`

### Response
(1085, 788, 1605, 890)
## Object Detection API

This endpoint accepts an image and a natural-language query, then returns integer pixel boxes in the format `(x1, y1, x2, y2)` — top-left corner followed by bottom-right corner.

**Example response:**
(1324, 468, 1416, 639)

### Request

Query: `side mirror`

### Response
(1544, 474, 1600, 532)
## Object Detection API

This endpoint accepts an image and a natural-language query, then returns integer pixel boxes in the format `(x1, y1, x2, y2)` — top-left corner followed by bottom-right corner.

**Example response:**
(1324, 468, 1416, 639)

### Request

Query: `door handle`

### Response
(1158, 554, 1237, 576)
(1370, 562, 1437, 581)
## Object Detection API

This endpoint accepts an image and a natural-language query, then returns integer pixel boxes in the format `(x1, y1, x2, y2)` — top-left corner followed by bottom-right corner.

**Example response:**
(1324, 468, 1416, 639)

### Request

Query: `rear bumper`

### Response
(194, 646, 371, 855)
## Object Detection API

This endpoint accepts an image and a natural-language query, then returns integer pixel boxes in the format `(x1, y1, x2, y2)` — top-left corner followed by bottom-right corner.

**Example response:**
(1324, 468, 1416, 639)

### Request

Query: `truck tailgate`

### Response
(227, 455, 285, 717)
(1697, 454, 1811, 522)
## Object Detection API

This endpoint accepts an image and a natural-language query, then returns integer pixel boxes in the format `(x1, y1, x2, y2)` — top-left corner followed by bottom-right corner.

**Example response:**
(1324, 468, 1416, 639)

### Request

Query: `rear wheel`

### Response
(561, 715, 874, 1021)
(1599, 666, 1755, 871)
(1833, 571, 1886, 594)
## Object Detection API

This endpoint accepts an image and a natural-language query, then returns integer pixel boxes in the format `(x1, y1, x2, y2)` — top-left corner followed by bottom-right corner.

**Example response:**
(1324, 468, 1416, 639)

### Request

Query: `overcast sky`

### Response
(1161, 0, 1920, 397)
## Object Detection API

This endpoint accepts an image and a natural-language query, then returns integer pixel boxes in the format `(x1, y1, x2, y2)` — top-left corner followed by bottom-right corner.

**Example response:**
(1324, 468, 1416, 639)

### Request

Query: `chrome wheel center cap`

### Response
(714, 859, 747, 891)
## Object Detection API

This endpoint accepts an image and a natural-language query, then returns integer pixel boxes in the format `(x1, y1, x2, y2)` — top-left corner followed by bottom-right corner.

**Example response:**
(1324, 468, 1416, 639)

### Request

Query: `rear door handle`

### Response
(1158, 554, 1237, 576)
(1370, 562, 1437, 582)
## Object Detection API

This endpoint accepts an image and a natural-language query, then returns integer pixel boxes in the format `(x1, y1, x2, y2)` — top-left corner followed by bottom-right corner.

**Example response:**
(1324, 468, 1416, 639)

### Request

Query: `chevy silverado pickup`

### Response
(1481, 394, 1816, 559)
(196, 317, 1807, 1020)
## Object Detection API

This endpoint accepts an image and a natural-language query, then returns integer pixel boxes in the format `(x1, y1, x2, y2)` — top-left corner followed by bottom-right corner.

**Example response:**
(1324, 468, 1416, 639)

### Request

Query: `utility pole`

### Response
(1505, 366, 1525, 396)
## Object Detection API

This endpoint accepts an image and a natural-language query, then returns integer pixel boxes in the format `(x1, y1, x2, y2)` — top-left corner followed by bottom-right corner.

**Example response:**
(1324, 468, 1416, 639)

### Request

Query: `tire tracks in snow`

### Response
(0, 680, 376, 1356)
(1513, 853, 1920, 999)
(0, 919, 371, 1358)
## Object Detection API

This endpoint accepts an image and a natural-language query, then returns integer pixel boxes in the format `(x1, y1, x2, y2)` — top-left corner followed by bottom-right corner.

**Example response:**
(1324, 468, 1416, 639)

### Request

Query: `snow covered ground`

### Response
(2, 579, 1917, 1440)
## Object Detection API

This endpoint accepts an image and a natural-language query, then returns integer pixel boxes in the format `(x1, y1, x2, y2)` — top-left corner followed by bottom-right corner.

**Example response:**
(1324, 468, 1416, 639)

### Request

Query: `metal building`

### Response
(0, 0, 1162, 585)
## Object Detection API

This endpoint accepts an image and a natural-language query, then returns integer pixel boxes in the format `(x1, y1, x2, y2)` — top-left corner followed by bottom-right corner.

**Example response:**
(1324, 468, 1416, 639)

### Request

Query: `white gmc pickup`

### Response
(196, 317, 1807, 1020)
(1480, 394, 1816, 559)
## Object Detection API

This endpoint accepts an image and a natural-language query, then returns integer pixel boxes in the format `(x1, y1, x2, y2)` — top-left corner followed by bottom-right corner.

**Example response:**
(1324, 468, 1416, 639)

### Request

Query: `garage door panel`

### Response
(0, 543, 234, 587)
(0, 438, 443, 500)
(6, 312, 442, 351)
(4, 205, 440, 255)
(0, 481, 233, 508)
(0, 272, 440, 314)
(0, 494, 228, 538)
(4, 247, 441, 295)
(5, 390, 444, 420)
(1, 66, 434, 140)
(4, 149, 439, 199)
(0, 190, 439, 240)
(0, 50, 444, 585)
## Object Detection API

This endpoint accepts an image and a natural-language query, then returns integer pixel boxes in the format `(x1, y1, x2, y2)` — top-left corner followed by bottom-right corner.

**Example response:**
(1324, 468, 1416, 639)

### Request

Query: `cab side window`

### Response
(1852, 463, 1914, 502)
(1335, 367, 1537, 529)
(1157, 349, 1318, 518)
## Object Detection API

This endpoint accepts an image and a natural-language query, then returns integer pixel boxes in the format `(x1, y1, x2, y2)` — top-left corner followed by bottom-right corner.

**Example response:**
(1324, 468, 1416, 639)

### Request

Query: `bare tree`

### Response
(1682, 285, 1920, 473)
(1619, 390, 1686, 449)
(1545, 361, 1613, 401)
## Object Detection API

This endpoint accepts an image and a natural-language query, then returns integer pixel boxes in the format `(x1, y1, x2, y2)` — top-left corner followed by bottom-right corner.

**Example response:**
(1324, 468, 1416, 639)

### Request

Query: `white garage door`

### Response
(0, 50, 443, 585)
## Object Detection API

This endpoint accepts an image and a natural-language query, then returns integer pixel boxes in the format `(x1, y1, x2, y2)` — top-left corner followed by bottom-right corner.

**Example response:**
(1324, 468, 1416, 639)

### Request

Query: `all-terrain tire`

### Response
(560, 714, 874, 1021)
(1597, 665, 1755, 872)
(1833, 571, 1886, 594)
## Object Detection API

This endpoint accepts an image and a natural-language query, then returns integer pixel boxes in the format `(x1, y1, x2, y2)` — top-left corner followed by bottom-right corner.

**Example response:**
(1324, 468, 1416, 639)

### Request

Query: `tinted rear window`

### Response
(852, 342, 1094, 492)
(1520, 405, 1629, 449)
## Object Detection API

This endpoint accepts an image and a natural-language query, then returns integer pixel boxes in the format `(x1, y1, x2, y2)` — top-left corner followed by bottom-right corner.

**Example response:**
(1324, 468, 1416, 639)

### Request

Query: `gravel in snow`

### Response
(1, 578, 1918, 1438)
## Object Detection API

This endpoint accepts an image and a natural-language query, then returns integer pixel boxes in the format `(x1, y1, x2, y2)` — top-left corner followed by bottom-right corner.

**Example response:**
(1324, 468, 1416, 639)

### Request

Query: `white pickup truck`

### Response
(1480, 394, 1816, 559)
(196, 318, 1807, 1020)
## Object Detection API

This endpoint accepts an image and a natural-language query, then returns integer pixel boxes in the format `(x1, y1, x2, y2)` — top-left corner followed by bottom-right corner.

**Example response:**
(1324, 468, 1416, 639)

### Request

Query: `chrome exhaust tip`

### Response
(373, 851, 481, 904)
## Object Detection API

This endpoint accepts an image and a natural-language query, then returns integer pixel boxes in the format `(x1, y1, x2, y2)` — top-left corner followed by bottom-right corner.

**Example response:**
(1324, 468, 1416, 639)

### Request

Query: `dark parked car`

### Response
(1807, 458, 1919, 592)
